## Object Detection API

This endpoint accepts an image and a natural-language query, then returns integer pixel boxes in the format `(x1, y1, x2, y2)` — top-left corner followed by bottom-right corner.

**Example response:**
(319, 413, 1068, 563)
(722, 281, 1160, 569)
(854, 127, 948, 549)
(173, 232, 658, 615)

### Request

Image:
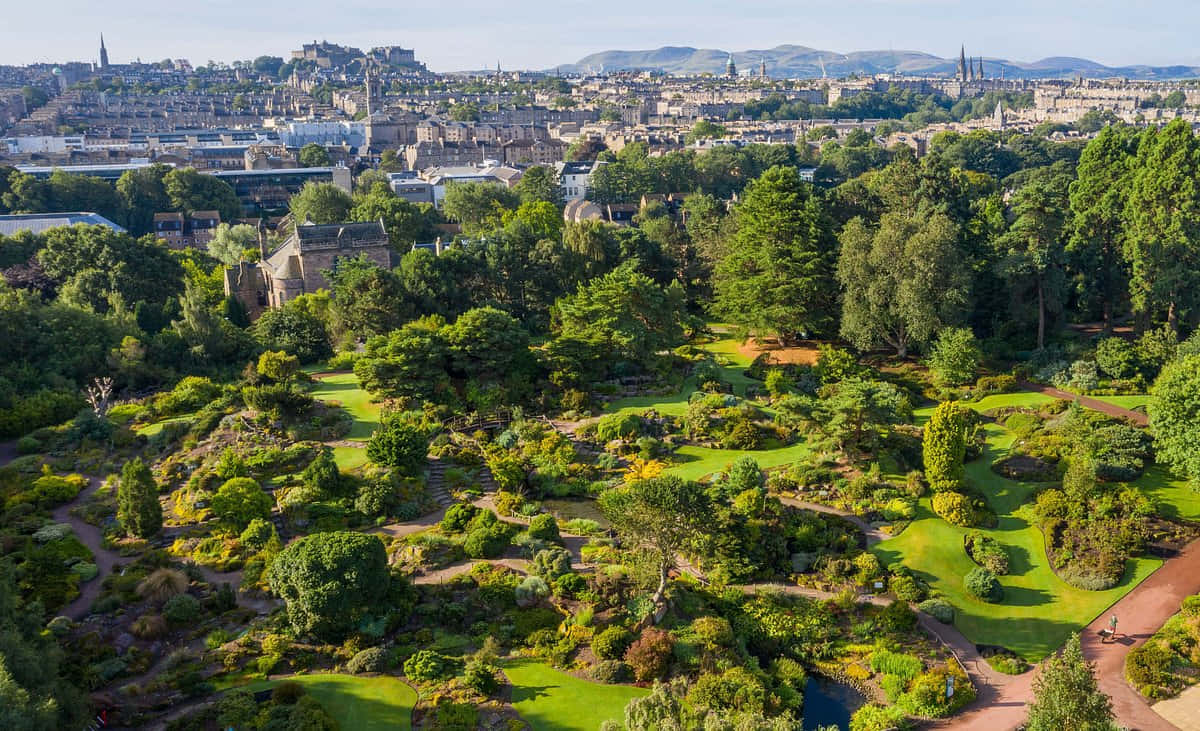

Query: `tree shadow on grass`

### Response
(998, 584, 1053, 608)
(1003, 543, 1035, 577)
(510, 683, 557, 704)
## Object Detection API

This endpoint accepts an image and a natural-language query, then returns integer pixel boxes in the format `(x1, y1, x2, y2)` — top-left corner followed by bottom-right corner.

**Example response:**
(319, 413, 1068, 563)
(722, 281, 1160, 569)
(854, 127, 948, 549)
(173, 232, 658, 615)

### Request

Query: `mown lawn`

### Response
(242, 674, 416, 731)
(505, 660, 646, 731)
(1092, 394, 1152, 412)
(874, 393, 1165, 660)
(667, 442, 811, 482)
(309, 372, 381, 441)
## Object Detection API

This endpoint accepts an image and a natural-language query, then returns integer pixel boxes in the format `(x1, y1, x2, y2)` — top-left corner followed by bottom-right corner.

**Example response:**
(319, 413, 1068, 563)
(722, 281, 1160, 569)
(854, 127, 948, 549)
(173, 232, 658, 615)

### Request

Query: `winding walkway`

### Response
(1019, 380, 1149, 426)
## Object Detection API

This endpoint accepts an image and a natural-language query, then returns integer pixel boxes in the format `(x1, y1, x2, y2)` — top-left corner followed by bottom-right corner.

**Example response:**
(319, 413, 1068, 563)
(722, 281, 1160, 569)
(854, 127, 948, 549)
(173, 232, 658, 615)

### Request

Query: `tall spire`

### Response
(978, 56, 985, 80)
(99, 33, 110, 70)
(957, 45, 967, 83)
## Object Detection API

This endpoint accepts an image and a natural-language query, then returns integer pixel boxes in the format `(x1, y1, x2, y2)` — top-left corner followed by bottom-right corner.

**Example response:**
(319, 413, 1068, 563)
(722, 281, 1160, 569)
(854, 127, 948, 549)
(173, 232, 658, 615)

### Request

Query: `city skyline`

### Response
(1, 0, 1196, 71)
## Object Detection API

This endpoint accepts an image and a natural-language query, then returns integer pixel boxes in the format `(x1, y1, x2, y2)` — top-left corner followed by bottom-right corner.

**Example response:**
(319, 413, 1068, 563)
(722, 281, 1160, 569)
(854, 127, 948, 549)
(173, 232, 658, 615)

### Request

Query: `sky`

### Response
(1, 0, 1195, 71)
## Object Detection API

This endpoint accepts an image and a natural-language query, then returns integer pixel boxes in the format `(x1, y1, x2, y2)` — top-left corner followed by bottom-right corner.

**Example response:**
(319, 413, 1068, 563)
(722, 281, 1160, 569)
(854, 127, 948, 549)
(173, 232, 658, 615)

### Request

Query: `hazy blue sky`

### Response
(2, 1, 1192, 70)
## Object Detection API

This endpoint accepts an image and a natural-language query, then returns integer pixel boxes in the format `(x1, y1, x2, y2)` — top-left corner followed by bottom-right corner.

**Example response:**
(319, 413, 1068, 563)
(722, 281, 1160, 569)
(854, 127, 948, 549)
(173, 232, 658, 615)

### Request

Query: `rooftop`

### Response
(0, 212, 126, 235)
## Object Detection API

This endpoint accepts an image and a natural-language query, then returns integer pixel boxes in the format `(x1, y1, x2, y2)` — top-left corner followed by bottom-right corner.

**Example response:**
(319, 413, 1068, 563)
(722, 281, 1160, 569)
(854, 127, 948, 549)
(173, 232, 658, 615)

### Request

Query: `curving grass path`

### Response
(873, 393, 1177, 660)
(504, 659, 647, 730)
(243, 674, 416, 731)
(310, 372, 382, 441)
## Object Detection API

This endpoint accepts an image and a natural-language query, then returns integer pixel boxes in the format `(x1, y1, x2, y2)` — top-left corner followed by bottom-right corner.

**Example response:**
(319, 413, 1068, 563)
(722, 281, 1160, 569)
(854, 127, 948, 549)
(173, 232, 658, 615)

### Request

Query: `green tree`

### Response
(366, 417, 430, 475)
(554, 262, 689, 369)
(0, 567, 86, 731)
(268, 531, 390, 640)
(210, 477, 273, 530)
(350, 183, 439, 248)
(997, 180, 1069, 350)
(289, 182, 353, 224)
(927, 327, 982, 386)
(298, 143, 332, 168)
(1149, 354, 1200, 488)
(1025, 633, 1115, 731)
(599, 476, 709, 613)
(442, 307, 537, 405)
(1124, 118, 1200, 333)
(163, 167, 242, 222)
(713, 166, 838, 342)
(253, 296, 332, 363)
(837, 212, 969, 357)
(116, 163, 172, 235)
(206, 222, 258, 266)
(117, 457, 162, 538)
(817, 378, 911, 455)
(354, 316, 450, 400)
(513, 165, 563, 207)
(1067, 125, 1137, 331)
(923, 401, 968, 491)
(325, 255, 407, 341)
(441, 182, 519, 234)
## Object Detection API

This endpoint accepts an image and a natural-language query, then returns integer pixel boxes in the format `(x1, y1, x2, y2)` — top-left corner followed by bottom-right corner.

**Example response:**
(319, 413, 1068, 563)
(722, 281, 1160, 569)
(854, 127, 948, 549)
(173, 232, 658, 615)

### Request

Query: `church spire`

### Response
(99, 33, 110, 70)
(957, 45, 967, 83)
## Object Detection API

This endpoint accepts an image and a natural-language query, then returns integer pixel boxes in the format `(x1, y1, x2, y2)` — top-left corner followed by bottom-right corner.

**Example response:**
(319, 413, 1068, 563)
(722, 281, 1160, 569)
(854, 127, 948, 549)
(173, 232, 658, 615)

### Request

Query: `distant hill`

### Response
(556, 45, 1200, 80)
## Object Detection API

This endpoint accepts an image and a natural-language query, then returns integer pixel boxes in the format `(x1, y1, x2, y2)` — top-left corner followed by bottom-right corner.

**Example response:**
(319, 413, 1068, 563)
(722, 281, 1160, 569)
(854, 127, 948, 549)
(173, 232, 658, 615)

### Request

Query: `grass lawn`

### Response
(667, 442, 811, 482)
(1092, 394, 1152, 412)
(332, 446, 369, 471)
(134, 415, 193, 436)
(874, 393, 1164, 660)
(242, 674, 416, 731)
(310, 372, 381, 441)
(504, 659, 646, 731)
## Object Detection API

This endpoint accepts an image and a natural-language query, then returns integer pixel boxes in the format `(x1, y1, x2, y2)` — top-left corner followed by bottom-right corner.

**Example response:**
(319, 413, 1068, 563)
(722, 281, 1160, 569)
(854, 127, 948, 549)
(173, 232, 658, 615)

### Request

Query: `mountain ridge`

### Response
(554, 45, 1200, 80)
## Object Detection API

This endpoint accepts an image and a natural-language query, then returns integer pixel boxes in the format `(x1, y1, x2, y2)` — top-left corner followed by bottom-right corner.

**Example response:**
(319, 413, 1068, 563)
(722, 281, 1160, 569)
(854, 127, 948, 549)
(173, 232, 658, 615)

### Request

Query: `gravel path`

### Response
(1019, 381, 1149, 426)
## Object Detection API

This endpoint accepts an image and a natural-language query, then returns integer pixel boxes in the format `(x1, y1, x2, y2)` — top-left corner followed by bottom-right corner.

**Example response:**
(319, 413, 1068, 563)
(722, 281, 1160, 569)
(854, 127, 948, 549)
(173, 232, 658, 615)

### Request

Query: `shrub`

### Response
(964, 532, 1009, 574)
(272, 680, 307, 705)
(764, 369, 791, 398)
(917, 598, 954, 624)
(403, 649, 461, 683)
(515, 576, 551, 606)
(850, 703, 911, 731)
(889, 573, 926, 602)
(624, 627, 674, 682)
(1095, 337, 1139, 379)
(210, 477, 273, 530)
(463, 660, 501, 695)
(131, 614, 168, 639)
(964, 567, 1002, 602)
(932, 491, 982, 527)
(589, 660, 632, 684)
(1126, 641, 1173, 694)
(595, 412, 642, 442)
(441, 503, 479, 533)
(723, 419, 762, 450)
(532, 547, 573, 580)
(593, 626, 635, 660)
(564, 518, 601, 536)
(879, 600, 918, 632)
(870, 649, 923, 681)
(554, 572, 587, 598)
(897, 665, 974, 717)
(463, 523, 511, 558)
(527, 513, 561, 543)
(366, 418, 429, 475)
(136, 568, 188, 603)
(163, 593, 202, 624)
(974, 374, 1017, 396)
(346, 646, 389, 674)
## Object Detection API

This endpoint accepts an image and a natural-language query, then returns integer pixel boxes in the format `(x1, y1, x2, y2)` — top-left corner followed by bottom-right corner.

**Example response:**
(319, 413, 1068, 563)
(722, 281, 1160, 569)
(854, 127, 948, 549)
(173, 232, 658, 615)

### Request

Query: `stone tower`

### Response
(365, 65, 382, 117)
(726, 54, 737, 79)
(759, 57, 767, 79)
(99, 34, 109, 70)
(957, 45, 967, 83)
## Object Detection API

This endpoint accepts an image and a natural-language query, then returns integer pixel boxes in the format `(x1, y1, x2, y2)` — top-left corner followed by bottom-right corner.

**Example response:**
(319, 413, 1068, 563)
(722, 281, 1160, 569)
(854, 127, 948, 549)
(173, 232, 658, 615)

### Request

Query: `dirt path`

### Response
(1019, 381, 1149, 426)
(52, 477, 117, 620)
(776, 496, 889, 546)
(1079, 540, 1200, 731)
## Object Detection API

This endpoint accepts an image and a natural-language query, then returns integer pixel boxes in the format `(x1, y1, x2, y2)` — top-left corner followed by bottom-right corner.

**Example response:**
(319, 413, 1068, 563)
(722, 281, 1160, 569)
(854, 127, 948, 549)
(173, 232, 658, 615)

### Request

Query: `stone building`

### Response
(224, 219, 390, 318)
